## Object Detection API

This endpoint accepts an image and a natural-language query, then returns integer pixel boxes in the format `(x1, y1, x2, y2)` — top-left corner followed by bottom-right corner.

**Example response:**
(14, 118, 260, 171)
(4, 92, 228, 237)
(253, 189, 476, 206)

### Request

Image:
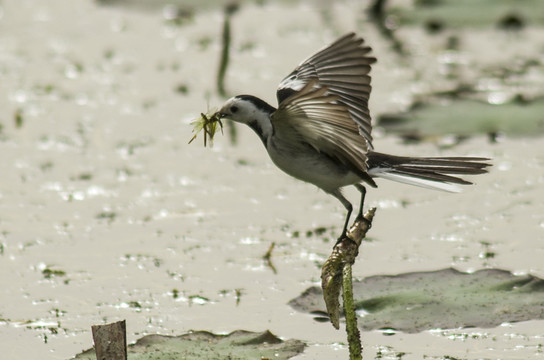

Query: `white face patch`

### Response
(220, 98, 275, 142)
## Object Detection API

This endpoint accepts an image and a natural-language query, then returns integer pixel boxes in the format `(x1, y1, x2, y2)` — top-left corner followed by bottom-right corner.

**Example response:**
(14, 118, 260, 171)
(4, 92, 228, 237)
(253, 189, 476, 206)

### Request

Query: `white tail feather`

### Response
(369, 168, 462, 193)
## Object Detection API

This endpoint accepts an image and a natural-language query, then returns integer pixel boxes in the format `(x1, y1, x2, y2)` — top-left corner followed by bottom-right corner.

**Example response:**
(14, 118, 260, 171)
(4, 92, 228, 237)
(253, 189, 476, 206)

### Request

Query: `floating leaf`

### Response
(72, 330, 305, 360)
(392, 0, 544, 28)
(378, 99, 544, 138)
(290, 268, 544, 333)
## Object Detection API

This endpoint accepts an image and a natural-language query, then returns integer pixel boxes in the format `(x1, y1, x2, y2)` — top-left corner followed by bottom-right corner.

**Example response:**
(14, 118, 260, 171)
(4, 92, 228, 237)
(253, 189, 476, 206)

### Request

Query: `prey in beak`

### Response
(188, 111, 224, 147)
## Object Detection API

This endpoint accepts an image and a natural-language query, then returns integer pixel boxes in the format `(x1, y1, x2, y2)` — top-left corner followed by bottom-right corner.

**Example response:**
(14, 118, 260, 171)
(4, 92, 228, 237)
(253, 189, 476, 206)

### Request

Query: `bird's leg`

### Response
(330, 189, 353, 244)
(355, 184, 371, 227)
(339, 207, 353, 243)
(354, 184, 367, 219)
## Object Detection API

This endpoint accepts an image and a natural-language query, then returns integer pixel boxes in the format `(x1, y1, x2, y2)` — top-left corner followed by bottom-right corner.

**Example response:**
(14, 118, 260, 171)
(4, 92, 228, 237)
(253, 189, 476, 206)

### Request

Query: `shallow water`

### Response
(0, 1, 543, 359)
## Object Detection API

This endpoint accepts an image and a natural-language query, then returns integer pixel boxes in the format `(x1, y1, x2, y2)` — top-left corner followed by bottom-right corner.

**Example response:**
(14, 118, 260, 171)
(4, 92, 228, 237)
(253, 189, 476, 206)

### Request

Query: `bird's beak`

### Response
(217, 107, 229, 119)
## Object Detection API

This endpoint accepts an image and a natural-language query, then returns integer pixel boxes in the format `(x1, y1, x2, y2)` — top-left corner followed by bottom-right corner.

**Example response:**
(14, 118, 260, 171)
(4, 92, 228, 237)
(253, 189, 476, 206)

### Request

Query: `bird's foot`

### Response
(355, 214, 372, 229)
(335, 232, 358, 247)
(335, 233, 347, 246)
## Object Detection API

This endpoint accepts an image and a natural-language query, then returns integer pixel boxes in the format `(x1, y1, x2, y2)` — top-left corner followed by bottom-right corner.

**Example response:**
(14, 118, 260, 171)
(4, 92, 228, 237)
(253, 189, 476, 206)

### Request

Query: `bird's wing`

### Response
(272, 80, 373, 180)
(276, 32, 376, 147)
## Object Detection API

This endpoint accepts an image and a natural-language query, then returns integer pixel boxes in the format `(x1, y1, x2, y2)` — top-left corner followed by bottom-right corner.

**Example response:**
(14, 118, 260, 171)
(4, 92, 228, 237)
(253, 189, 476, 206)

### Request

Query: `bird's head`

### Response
(218, 95, 277, 142)
(219, 95, 276, 124)
(218, 97, 253, 124)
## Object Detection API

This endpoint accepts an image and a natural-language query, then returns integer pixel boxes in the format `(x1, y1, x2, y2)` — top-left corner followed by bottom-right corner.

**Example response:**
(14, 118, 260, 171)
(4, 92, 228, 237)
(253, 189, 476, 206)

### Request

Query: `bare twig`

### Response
(217, 4, 233, 98)
(91, 320, 127, 360)
(367, 0, 406, 56)
(263, 242, 277, 274)
(342, 262, 362, 359)
(321, 208, 376, 360)
(217, 2, 239, 145)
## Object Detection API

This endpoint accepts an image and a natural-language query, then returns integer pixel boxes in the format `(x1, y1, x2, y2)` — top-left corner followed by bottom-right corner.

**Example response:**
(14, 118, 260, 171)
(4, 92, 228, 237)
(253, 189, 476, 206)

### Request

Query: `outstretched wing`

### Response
(276, 33, 376, 147)
(272, 80, 375, 185)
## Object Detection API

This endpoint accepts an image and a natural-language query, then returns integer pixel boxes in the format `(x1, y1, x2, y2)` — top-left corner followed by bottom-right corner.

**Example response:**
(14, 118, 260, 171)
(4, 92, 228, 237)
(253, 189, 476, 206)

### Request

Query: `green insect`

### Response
(188, 111, 224, 147)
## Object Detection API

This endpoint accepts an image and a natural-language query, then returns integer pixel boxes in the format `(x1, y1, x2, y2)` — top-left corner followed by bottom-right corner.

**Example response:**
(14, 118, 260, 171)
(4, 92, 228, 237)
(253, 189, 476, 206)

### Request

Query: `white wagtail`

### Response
(217, 33, 490, 240)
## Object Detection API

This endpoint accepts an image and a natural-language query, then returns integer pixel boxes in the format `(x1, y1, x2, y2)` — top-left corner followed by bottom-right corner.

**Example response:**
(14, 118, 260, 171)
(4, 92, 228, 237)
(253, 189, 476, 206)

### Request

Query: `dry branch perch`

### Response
(321, 208, 376, 360)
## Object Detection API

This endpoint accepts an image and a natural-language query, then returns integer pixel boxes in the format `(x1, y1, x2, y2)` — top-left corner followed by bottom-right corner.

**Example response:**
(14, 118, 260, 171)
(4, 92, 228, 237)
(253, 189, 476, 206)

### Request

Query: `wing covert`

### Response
(272, 80, 373, 182)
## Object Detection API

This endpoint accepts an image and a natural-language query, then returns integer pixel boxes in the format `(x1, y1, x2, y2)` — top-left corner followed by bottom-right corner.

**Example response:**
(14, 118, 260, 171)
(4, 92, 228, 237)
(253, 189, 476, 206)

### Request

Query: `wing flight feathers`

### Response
(276, 33, 376, 147)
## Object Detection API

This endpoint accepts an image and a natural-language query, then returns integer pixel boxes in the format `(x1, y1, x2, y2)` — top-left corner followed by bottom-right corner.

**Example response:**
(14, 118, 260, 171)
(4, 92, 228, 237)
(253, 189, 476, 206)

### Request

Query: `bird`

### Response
(217, 32, 490, 241)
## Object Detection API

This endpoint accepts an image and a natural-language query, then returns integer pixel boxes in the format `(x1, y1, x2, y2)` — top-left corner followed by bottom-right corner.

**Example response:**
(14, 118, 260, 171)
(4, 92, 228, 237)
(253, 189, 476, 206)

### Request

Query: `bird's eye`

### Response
(230, 105, 239, 113)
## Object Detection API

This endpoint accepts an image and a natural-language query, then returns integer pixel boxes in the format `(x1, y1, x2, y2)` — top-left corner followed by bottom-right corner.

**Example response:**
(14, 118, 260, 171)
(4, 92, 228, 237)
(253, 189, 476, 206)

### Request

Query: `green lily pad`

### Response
(393, 0, 544, 28)
(73, 330, 305, 360)
(378, 98, 544, 138)
(289, 268, 544, 333)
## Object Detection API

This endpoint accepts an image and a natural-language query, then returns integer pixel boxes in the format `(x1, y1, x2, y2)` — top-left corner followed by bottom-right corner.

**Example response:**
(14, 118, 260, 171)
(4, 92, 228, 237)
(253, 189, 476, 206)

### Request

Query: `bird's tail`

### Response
(367, 151, 491, 192)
